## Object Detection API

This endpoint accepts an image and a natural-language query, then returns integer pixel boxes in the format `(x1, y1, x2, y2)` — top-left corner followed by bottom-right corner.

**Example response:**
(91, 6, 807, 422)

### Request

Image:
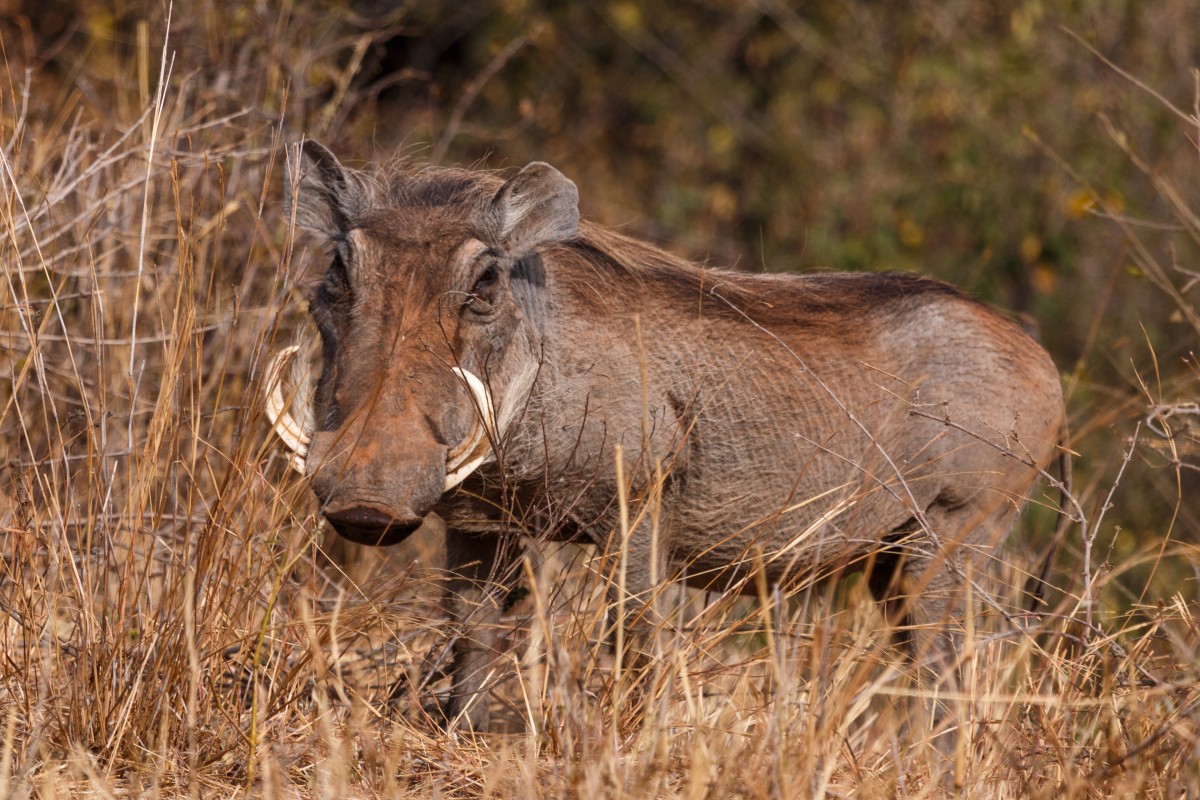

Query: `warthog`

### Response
(267, 141, 1068, 736)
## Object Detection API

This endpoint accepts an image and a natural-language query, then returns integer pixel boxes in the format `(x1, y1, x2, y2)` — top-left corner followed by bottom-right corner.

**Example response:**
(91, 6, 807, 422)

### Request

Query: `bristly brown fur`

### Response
(559, 224, 972, 328)
(384, 167, 500, 210)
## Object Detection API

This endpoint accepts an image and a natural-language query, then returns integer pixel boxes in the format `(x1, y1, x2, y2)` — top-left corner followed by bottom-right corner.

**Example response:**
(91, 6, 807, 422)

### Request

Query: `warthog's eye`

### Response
(322, 253, 351, 303)
(466, 259, 500, 317)
(473, 263, 497, 294)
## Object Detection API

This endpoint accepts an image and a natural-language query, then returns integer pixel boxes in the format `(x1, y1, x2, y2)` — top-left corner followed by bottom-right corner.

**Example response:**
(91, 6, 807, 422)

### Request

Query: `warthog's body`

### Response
(274, 142, 1067, 732)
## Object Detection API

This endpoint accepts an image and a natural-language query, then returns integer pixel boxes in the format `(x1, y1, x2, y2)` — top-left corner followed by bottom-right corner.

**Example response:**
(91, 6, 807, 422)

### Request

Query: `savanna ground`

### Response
(2, 2, 1199, 797)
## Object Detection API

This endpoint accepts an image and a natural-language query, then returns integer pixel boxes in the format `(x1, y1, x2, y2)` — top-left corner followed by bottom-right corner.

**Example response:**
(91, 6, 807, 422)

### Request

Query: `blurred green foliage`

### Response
(3, 0, 1197, 599)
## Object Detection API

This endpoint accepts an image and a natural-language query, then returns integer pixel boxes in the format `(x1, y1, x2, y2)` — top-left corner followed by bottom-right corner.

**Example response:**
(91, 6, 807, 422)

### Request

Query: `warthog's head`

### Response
(267, 141, 579, 545)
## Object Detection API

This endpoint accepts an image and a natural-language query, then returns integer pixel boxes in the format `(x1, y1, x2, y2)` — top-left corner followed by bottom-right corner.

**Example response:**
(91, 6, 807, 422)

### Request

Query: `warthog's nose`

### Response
(321, 501, 424, 546)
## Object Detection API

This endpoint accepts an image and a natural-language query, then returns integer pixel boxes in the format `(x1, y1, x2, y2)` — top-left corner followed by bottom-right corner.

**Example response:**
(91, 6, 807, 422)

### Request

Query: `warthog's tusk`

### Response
(265, 345, 311, 474)
(444, 367, 495, 491)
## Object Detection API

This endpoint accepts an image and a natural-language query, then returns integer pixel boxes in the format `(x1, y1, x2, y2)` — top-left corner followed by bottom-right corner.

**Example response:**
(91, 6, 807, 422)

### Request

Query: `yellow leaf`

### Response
(1065, 189, 1096, 219)
(898, 217, 924, 249)
(609, 1, 642, 32)
(707, 124, 735, 156)
(709, 185, 737, 221)
(1032, 263, 1058, 294)
(1019, 234, 1042, 264)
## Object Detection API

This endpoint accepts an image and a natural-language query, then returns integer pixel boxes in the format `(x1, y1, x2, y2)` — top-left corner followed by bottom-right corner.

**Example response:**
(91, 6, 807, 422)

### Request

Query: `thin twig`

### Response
(1084, 423, 1139, 632)
(432, 32, 535, 164)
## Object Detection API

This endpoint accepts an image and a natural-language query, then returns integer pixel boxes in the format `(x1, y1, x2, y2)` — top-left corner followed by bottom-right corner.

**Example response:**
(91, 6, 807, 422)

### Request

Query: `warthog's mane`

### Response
(559, 227, 971, 330)
(368, 163, 972, 330)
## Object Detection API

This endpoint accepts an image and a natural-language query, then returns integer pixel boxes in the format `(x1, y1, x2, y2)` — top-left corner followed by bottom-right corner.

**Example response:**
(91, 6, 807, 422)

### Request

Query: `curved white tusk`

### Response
(447, 367, 496, 465)
(444, 367, 496, 491)
(265, 345, 312, 474)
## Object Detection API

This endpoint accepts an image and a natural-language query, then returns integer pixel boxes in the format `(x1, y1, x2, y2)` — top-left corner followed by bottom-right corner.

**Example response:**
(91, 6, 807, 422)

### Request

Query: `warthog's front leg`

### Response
(603, 513, 674, 692)
(439, 529, 512, 731)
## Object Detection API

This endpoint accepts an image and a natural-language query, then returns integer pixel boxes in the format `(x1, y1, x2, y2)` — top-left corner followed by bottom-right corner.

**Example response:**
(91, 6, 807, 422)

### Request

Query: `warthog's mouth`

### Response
(263, 345, 496, 491)
(320, 501, 425, 546)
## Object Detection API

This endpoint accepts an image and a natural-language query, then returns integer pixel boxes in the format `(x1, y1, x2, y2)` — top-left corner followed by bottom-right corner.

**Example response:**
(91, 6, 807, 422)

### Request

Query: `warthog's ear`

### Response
(286, 140, 359, 236)
(490, 162, 579, 255)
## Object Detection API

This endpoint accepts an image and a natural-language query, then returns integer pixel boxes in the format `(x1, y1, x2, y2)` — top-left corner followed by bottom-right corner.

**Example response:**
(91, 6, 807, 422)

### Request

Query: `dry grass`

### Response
(2, 7, 1199, 798)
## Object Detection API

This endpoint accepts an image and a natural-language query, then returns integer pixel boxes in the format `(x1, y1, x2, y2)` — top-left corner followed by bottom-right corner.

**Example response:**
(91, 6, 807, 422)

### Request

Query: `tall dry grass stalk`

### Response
(0, 9, 1198, 798)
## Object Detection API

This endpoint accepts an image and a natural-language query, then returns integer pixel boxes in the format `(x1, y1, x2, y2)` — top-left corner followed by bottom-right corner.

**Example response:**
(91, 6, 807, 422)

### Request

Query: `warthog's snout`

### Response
(319, 499, 425, 546)
(306, 427, 449, 547)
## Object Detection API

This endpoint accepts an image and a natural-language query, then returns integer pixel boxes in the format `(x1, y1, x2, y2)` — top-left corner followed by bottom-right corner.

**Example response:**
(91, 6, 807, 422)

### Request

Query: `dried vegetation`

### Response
(1, 2, 1198, 797)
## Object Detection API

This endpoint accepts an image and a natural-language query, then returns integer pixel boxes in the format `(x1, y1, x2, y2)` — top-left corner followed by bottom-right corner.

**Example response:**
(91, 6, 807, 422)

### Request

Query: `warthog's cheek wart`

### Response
(321, 501, 425, 546)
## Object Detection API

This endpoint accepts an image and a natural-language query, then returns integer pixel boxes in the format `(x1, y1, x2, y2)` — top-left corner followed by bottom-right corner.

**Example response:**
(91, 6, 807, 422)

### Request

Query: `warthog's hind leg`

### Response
(866, 496, 1023, 787)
